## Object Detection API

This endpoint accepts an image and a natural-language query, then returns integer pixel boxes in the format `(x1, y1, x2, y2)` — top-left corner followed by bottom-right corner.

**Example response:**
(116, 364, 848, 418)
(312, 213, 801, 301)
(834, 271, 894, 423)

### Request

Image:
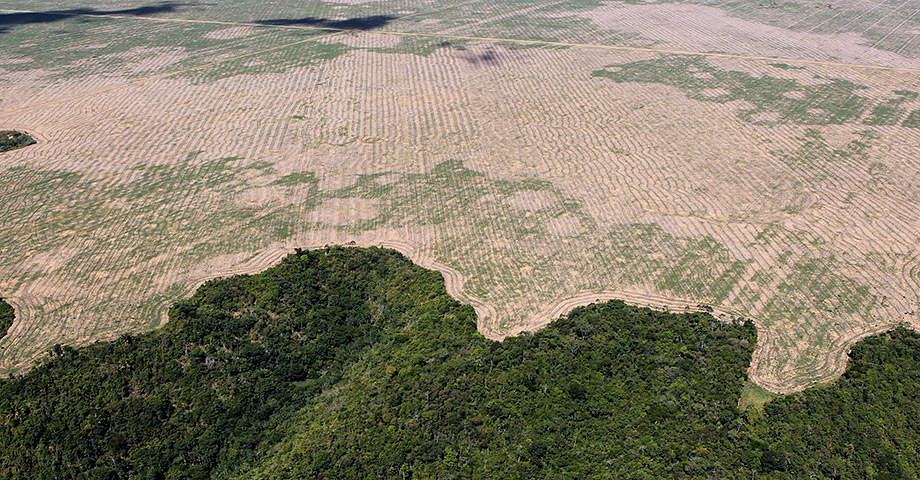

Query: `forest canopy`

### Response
(0, 299, 12, 341)
(0, 131, 35, 152)
(0, 247, 917, 479)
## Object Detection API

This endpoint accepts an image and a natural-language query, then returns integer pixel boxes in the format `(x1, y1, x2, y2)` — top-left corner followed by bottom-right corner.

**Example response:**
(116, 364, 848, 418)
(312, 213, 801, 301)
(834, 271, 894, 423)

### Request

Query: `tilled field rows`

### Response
(1, 4, 920, 392)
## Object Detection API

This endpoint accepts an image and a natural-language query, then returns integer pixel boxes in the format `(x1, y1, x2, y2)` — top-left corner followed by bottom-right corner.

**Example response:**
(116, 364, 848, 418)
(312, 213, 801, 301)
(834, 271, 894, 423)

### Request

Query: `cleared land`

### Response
(1, 0, 919, 392)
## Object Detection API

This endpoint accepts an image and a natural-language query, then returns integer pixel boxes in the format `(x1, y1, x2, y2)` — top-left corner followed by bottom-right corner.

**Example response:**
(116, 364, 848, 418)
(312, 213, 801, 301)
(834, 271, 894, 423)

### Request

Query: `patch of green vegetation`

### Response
(362, 159, 494, 226)
(0, 131, 36, 152)
(539, 0, 607, 10)
(868, 161, 888, 178)
(654, 236, 749, 303)
(0, 17, 319, 81)
(246, 160, 275, 172)
(370, 36, 470, 57)
(903, 109, 920, 128)
(593, 55, 871, 125)
(115, 156, 243, 201)
(759, 254, 877, 346)
(788, 257, 876, 315)
(181, 40, 350, 83)
(0, 299, 13, 341)
(769, 63, 805, 70)
(497, 41, 571, 51)
(739, 380, 778, 410)
(863, 90, 918, 126)
(606, 0, 681, 4)
(272, 171, 317, 187)
(773, 128, 872, 170)
(329, 160, 746, 319)
(750, 271, 774, 285)
(1, 248, 919, 478)
(328, 173, 396, 200)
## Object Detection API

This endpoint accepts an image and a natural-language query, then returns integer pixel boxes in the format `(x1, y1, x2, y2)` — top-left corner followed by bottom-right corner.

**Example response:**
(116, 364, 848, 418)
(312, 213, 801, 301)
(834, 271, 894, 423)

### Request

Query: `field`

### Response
(1, 0, 919, 393)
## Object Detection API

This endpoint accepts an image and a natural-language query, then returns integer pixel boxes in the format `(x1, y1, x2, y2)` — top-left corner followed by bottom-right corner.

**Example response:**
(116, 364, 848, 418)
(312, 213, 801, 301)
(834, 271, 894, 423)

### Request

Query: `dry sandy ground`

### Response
(576, 2, 920, 69)
(1, 3, 920, 393)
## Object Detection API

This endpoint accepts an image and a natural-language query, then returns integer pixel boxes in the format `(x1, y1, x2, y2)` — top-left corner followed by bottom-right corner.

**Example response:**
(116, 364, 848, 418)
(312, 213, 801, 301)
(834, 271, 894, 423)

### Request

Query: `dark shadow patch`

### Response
(462, 47, 500, 67)
(0, 2, 193, 34)
(255, 15, 396, 31)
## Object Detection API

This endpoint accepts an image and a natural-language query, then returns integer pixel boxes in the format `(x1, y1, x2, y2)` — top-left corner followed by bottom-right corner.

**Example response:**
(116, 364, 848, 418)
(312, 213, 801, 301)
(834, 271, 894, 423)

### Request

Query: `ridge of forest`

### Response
(0, 299, 12, 341)
(0, 247, 917, 479)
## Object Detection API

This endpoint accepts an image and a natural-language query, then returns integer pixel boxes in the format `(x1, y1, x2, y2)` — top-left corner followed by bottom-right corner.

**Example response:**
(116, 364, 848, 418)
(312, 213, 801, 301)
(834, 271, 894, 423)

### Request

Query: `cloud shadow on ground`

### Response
(0, 2, 192, 34)
(254, 15, 396, 31)
(462, 48, 500, 67)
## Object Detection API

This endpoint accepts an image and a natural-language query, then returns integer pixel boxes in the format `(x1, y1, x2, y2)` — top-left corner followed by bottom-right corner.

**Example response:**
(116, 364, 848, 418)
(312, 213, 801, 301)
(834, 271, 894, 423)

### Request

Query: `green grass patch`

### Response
(272, 171, 317, 187)
(593, 55, 872, 125)
(329, 160, 749, 320)
(739, 380, 778, 410)
(178, 39, 351, 84)
(773, 128, 872, 170)
(903, 109, 920, 128)
(863, 90, 918, 126)
(769, 62, 805, 70)
(370, 36, 470, 57)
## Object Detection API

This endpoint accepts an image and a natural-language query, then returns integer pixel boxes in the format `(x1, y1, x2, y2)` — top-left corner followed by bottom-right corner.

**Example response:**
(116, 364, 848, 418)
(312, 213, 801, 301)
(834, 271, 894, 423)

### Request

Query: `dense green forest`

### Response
(0, 247, 917, 479)
(0, 131, 35, 152)
(0, 299, 12, 340)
